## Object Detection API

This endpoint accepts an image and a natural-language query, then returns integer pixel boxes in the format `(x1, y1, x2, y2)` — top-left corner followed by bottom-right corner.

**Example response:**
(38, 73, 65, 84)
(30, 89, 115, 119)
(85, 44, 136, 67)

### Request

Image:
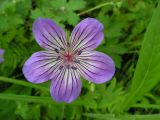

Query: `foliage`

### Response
(0, 0, 160, 119)
(116, 1, 160, 112)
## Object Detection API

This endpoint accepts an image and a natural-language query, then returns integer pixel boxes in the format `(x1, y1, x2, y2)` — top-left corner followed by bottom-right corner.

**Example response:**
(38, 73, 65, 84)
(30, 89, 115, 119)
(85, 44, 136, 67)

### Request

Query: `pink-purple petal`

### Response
(33, 18, 67, 50)
(0, 49, 4, 55)
(70, 18, 104, 51)
(0, 58, 4, 63)
(23, 51, 62, 83)
(76, 51, 115, 84)
(50, 68, 81, 103)
(0, 49, 4, 63)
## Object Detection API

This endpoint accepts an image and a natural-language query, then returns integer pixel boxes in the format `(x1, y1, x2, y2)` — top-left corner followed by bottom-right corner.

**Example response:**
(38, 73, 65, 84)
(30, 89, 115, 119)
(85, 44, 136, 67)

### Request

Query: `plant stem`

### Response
(0, 93, 53, 103)
(78, 2, 115, 16)
(0, 76, 49, 92)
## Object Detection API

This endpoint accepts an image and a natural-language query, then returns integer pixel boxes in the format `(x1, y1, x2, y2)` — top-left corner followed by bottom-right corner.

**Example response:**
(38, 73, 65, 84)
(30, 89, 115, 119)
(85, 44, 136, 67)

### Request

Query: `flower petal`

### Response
(70, 18, 104, 51)
(0, 58, 4, 63)
(50, 68, 81, 103)
(33, 18, 67, 50)
(23, 51, 62, 83)
(76, 51, 115, 84)
(0, 49, 4, 55)
(0, 49, 4, 63)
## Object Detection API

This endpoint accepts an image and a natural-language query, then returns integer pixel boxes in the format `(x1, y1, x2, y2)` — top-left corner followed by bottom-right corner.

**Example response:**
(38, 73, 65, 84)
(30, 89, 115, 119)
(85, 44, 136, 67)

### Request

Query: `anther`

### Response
(74, 60, 80, 63)
(56, 56, 61, 60)
(74, 50, 78, 54)
(77, 50, 82, 55)
(71, 66, 77, 70)
(66, 65, 70, 69)
(67, 42, 70, 47)
(54, 48, 59, 53)
(60, 47, 65, 51)
(59, 65, 63, 70)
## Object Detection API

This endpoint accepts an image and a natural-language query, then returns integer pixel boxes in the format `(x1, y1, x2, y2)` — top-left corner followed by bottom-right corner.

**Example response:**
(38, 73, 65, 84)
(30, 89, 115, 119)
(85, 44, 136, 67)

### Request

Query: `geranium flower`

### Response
(23, 18, 115, 103)
(0, 49, 4, 63)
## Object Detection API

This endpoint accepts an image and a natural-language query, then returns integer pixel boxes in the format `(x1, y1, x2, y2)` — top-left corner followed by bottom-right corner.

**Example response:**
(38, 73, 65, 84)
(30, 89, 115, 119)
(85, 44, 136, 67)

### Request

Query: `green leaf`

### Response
(117, 0, 160, 112)
(67, 12, 80, 26)
(83, 113, 117, 120)
(50, 0, 85, 26)
(0, 100, 17, 120)
(15, 101, 40, 120)
(132, 103, 160, 109)
(83, 113, 160, 120)
(31, 8, 45, 19)
(67, 0, 86, 11)
(51, 0, 66, 9)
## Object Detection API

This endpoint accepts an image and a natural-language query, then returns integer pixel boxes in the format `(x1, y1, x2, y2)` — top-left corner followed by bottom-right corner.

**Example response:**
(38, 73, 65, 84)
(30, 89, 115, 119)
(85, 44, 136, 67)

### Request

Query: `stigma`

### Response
(54, 46, 81, 69)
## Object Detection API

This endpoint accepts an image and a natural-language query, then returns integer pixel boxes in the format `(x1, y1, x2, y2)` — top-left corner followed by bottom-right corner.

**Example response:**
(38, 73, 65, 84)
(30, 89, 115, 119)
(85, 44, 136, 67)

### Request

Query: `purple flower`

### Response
(23, 18, 115, 103)
(0, 49, 4, 63)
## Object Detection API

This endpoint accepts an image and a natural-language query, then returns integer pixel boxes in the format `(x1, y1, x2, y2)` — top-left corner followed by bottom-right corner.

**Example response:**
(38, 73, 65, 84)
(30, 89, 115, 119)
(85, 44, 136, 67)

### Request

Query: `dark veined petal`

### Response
(0, 49, 4, 63)
(70, 18, 104, 52)
(76, 51, 115, 84)
(50, 67, 81, 103)
(23, 51, 62, 83)
(33, 18, 67, 50)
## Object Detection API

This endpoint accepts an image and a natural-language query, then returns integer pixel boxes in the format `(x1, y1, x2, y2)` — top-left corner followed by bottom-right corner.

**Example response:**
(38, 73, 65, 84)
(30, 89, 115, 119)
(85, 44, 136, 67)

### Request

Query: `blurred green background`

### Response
(0, 0, 160, 119)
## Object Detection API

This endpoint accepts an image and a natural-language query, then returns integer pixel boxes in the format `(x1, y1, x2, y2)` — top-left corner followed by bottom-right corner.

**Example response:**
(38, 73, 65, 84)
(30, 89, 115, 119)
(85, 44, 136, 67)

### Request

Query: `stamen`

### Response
(54, 48, 59, 53)
(59, 65, 63, 70)
(60, 47, 65, 51)
(66, 65, 70, 69)
(74, 50, 78, 54)
(56, 56, 61, 60)
(74, 60, 80, 63)
(71, 66, 77, 70)
(67, 42, 70, 47)
(77, 50, 82, 55)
